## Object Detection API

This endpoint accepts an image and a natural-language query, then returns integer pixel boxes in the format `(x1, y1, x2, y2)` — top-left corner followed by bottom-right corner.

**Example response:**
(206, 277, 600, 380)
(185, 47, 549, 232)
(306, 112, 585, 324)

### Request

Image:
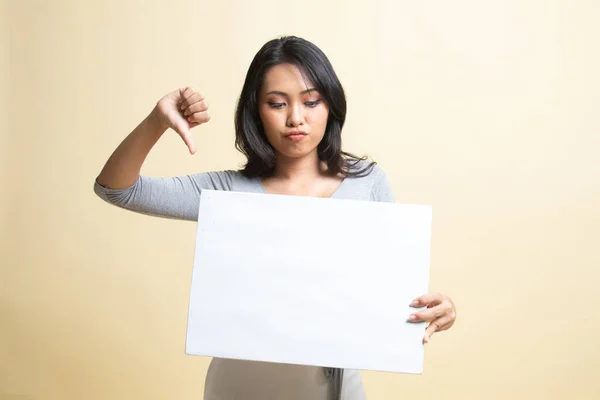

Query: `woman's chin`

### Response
(275, 146, 319, 160)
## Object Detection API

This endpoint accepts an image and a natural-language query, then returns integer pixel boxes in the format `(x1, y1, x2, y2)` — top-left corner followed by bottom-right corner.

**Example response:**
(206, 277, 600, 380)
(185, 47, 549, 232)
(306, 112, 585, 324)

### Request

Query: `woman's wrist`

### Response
(146, 105, 169, 135)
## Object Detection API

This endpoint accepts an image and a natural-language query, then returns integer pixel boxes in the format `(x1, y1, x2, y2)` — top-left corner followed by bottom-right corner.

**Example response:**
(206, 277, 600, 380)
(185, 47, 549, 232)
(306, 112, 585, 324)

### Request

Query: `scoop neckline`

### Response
(256, 176, 347, 199)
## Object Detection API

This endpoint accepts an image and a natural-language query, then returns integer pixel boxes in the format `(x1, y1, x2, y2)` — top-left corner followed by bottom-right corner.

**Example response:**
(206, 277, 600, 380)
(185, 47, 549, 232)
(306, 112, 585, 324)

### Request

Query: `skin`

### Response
(95, 63, 457, 343)
(257, 63, 344, 198)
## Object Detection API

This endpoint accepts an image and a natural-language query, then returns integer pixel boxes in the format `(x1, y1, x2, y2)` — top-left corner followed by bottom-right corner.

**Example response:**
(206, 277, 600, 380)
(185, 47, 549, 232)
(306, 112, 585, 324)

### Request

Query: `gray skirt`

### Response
(203, 358, 366, 400)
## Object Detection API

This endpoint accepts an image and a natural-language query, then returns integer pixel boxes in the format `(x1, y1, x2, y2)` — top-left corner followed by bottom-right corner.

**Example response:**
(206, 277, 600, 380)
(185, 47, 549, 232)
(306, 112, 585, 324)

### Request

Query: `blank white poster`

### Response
(185, 189, 431, 374)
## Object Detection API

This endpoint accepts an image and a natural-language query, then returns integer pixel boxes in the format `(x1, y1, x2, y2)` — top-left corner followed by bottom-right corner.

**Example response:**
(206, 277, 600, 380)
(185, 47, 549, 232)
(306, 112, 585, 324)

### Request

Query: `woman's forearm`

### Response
(96, 106, 167, 189)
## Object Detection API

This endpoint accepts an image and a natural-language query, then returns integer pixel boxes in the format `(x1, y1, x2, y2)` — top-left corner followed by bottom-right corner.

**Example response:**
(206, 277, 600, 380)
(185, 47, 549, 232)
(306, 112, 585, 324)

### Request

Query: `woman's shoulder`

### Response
(187, 169, 261, 192)
(345, 158, 388, 181)
(344, 158, 395, 202)
(189, 169, 244, 181)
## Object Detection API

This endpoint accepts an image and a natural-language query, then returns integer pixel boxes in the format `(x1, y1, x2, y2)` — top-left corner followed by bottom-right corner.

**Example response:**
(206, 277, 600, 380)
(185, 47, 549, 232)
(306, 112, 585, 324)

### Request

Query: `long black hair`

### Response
(234, 35, 375, 178)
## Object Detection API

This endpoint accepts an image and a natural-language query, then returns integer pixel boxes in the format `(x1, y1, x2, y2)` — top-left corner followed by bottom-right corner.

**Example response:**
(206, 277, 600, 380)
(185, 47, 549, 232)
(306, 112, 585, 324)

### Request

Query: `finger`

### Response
(423, 321, 438, 343)
(423, 314, 454, 343)
(179, 129, 197, 154)
(178, 87, 191, 106)
(437, 309, 457, 331)
(179, 89, 204, 110)
(179, 87, 197, 101)
(173, 119, 196, 155)
(183, 99, 209, 116)
(187, 110, 211, 125)
(180, 93, 204, 111)
(410, 292, 444, 308)
(408, 305, 446, 323)
(437, 318, 456, 332)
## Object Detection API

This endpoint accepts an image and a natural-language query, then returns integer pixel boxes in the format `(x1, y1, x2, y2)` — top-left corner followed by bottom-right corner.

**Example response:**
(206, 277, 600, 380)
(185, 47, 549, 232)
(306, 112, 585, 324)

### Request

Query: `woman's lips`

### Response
(284, 131, 308, 142)
(286, 134, 307, 141)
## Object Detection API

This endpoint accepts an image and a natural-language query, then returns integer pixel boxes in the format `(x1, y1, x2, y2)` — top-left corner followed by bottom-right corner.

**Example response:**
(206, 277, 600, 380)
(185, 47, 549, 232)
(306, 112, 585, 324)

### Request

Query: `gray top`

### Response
(93, 161, 396, 400)
(94, 162, 395, 220)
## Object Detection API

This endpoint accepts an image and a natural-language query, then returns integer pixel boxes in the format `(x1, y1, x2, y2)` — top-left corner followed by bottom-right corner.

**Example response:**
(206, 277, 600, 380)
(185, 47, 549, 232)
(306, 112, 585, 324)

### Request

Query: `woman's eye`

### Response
(305, 100, 321, 108)
(268, 102, 285, 109)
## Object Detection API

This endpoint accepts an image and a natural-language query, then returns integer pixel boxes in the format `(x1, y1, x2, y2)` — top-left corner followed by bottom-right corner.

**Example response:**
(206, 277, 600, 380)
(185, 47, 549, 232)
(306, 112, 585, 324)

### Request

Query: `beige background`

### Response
(2, 0, 599, 399)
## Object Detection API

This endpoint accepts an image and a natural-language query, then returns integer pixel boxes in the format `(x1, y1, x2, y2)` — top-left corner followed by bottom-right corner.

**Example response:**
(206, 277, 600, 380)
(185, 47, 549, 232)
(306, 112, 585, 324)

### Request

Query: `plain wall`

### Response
(1, 0, 9, 267)
(2, 0, 599, 399)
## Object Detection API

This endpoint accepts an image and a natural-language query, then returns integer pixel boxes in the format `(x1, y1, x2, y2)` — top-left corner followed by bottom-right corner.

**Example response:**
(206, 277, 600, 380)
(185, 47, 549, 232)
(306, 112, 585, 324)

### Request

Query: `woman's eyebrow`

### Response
(266, 88, 318, 96)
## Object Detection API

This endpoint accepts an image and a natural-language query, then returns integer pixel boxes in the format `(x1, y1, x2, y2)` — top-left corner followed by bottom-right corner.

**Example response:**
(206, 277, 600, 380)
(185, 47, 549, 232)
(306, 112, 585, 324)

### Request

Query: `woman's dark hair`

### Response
(234, 35, 375, 178)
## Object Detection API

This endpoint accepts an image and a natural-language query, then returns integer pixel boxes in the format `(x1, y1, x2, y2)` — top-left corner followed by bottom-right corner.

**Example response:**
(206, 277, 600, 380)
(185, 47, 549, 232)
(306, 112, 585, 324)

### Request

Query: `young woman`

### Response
(95, 35, 456, 400)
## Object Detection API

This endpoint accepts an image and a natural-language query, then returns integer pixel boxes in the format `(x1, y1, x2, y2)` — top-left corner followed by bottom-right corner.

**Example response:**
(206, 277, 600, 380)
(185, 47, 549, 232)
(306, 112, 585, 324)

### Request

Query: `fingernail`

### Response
(408, 314, 417, 321)
(410, 300, 419, 307)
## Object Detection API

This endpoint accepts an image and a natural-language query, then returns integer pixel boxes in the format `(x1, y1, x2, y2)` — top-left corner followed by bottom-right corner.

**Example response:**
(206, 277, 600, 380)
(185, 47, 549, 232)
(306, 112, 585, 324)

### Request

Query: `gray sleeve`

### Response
(369, 166, 395, 203)
(93, 171, 236, 221)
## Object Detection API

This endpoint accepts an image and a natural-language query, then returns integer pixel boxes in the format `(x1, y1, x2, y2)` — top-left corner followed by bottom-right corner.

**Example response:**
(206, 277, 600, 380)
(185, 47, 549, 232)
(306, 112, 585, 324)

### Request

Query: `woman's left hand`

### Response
(408, 292, 456, 343)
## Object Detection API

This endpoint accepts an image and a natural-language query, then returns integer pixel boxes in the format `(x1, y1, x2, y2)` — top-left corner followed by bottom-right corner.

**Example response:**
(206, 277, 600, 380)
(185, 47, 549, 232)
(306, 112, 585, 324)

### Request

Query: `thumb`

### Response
(174, 121, 196, 155)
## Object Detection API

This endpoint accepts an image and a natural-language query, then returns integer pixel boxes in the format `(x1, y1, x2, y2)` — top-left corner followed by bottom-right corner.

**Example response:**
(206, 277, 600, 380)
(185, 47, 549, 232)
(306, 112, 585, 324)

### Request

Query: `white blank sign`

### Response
(185, 190, 432, 374)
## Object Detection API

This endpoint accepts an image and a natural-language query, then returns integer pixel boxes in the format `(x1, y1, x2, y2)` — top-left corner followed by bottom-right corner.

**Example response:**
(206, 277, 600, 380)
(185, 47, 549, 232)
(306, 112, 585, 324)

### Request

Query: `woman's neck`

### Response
(273, 152, 325, 182)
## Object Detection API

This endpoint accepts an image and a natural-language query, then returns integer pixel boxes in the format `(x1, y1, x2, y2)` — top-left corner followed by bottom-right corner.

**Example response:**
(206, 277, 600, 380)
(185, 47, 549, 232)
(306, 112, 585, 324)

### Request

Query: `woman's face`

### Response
(258, 63, 329, 160)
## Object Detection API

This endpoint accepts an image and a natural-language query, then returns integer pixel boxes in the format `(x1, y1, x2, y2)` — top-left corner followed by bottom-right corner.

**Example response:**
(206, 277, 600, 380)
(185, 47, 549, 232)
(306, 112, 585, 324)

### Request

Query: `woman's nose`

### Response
(286, 103, 304, 127)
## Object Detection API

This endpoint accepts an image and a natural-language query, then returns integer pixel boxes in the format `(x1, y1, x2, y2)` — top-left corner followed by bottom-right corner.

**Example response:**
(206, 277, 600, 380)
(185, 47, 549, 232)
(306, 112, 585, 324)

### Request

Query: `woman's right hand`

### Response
(152, 87, 211, 155)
